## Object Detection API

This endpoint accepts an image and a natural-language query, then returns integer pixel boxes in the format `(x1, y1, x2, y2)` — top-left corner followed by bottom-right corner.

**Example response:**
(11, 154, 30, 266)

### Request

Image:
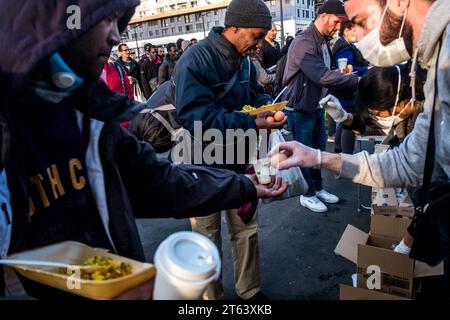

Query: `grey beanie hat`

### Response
(224, 0, 272, 29)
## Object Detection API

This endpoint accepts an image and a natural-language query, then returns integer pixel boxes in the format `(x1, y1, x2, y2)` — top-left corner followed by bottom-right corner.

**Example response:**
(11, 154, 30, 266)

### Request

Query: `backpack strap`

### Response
(151, 111, 177, 136)
(113, 61, 127, 93)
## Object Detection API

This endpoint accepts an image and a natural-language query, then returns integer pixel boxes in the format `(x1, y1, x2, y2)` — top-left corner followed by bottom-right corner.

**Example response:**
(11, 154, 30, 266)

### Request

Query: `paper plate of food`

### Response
(241, 101, 288, 115)
(2, 241, 156, 300)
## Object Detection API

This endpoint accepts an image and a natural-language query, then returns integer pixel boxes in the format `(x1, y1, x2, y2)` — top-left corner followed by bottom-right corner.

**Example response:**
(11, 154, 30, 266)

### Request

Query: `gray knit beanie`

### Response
(224, 0, 272, 29)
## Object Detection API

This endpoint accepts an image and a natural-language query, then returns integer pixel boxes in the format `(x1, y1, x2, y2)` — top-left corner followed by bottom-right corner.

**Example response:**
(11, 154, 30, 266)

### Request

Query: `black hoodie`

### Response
(0, 0, 257, 298)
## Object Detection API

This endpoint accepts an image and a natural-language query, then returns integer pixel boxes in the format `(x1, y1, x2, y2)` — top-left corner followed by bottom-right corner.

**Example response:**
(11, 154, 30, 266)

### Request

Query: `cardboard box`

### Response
(340, 284, 410, 300)
(335, 216, 444, 299)
(372, 188, 415, 218)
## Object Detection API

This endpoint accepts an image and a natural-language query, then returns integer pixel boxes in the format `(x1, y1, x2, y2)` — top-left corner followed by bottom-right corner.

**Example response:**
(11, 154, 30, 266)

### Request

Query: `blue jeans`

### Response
(286, 109, 326, 197)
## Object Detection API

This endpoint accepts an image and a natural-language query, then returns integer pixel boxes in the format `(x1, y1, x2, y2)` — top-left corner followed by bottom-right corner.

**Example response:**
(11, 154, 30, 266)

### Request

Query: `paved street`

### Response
(137, 142, 374, 300)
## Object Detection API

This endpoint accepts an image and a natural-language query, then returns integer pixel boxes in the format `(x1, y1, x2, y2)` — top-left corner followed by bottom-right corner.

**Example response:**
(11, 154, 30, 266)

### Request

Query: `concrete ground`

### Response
(137, 142, 375, 300)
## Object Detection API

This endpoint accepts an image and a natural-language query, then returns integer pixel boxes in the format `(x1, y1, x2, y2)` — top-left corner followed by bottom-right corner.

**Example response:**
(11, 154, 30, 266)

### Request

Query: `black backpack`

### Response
(130, 58, 247, 153)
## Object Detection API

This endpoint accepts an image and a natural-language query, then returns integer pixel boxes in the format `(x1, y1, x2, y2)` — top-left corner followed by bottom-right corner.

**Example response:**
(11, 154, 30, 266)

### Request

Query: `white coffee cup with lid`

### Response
(153, 231, 221, 300)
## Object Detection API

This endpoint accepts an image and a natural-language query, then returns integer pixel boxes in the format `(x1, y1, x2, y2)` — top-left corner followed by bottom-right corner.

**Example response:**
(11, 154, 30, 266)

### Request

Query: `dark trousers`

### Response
(286, 109, 326, 197)
(335, 123, 355, 154)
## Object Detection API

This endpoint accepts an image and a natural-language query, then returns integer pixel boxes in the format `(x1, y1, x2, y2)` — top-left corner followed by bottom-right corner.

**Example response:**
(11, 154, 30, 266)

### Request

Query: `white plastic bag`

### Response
(262, 130, 308, 203)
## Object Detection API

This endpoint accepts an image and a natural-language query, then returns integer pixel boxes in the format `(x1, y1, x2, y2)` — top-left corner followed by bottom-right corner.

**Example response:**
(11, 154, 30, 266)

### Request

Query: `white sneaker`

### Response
(300, 195, 328, 213)
(316, 189, 340, 204)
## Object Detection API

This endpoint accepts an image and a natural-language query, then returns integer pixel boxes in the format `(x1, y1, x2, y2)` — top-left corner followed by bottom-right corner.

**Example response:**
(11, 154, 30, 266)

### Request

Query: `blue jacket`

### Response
(173, 27, 272, 172)
(283, 23, 359, 115)
(333, 37, 369, 77)
(331, 37, 369, 109)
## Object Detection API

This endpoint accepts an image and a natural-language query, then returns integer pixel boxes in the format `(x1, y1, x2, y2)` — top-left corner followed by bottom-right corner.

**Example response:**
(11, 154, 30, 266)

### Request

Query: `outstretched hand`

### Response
(246, 174, 288, 199)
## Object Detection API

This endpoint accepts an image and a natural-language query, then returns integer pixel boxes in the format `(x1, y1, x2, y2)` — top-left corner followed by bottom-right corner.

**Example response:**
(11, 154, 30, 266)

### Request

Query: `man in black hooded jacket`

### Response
(0, 0, 286, 299)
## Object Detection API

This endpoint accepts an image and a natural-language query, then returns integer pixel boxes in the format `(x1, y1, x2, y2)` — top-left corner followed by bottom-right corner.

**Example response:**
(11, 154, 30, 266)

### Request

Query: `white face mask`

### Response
(375, 65, 410, 135)
(357, 0, 411, 67)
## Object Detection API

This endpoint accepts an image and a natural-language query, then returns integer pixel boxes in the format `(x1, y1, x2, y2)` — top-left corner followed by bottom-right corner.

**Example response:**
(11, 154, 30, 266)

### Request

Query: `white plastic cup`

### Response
(153, 231, 221, 300)
(252, 158, 273, 185)
(337, 58, 348, 71)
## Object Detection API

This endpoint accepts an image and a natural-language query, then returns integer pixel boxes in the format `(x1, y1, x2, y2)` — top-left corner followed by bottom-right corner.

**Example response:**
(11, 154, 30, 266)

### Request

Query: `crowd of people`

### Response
(0, 0, 449, 300)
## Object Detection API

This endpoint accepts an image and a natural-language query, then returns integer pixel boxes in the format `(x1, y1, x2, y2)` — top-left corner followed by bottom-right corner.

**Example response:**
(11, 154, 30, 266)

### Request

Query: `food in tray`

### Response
(242, 104, 257, 112)
(60, 256, 132, 280)
(240, 101, 288, 115)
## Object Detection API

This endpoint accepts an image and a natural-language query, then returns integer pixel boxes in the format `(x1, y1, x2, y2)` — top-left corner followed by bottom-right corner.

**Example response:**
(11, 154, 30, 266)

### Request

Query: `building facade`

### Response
(122, 0, 316, 52)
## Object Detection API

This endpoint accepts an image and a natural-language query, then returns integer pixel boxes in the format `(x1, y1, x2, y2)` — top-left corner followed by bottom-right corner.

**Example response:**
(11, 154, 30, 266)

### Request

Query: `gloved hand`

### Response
(268, 141, 322, 170)
(393, 239, 411, 255)
(319, 94, 349, 123)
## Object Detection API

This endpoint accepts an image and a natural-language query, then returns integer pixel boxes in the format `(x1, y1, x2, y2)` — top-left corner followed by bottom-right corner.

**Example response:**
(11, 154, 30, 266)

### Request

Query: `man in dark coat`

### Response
(173, 0, 285, 301)
(0, 0, 286, 299)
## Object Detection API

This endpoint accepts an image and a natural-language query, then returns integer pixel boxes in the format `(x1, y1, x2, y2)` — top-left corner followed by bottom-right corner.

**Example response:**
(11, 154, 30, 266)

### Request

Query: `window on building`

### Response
(178, 26, 183, 33)
(170, 17, 175, 23)
(131, 33, 136, 39)
(207, 21, 211, 29)
(191, 1, 197, 7)
(214, 10, 218, 15)
(306, 11, 309, 18)
(162, 29, 168, 36)
(307, 0, 311, 7)
(184, 15, 192, 23)
(186, 25, 192, 32)
(149, 30, 153, 37)
(171, 27, 175, 34)
(161, 19, 168, 27)
(155, 30, 159, 36)
(177, 16, 182, 22)
(271, 12, 276, 18)
(196, 23, 203, 30)
(139, 32, 143, 39)
(297, 9, 300, 17)
(215, 20, 220, 26)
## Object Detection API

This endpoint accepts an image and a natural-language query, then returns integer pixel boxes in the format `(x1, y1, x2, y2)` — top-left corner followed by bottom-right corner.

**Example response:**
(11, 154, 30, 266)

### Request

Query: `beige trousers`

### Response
(190, 209, 260, 300)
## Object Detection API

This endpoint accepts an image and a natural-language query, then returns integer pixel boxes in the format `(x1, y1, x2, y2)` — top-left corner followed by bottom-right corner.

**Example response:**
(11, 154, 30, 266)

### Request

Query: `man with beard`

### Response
(273, 0, 450, 283)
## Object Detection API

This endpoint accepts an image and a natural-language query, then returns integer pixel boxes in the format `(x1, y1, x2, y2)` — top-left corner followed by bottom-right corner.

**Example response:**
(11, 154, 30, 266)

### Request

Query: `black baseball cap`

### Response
(317, 0, 348, 21)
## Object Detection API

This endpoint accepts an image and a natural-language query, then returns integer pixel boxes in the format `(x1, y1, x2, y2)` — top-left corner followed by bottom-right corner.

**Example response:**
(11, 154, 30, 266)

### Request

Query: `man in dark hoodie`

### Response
(173, 0, 285, 301)
(0, 0, 287, 299)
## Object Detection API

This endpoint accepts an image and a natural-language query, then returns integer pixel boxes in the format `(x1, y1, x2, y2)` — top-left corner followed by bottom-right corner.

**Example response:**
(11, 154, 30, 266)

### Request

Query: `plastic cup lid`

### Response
(157, 231, 220, 282)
